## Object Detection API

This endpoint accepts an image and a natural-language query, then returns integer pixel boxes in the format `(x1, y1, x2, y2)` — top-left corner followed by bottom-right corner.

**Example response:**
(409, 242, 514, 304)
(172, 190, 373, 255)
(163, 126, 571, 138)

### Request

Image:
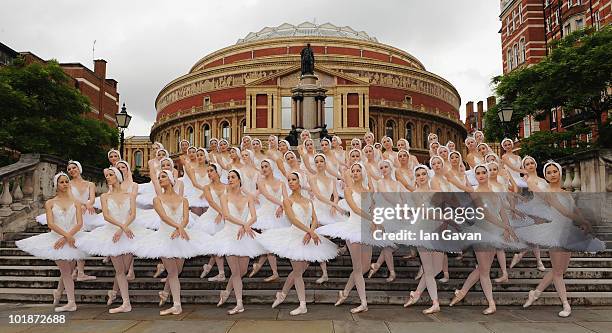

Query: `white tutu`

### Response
(465, 169, 478, 187)
(133, 202, 210, 259)
(35, 212, 47, 225)
(311, 177, 341, 226)
(258, 201, 337, 262)
(81, 211, 105, 231)
(192, 187, 225, 235)
(206, 202, 266, 258)
(16, 204, 88, 260)
(252, 183, 291, 230)
(76, 224, 151, 256)
(136, 191, 156, 209)
(75, 198, 152, 256)
(514, 194, 605, 252)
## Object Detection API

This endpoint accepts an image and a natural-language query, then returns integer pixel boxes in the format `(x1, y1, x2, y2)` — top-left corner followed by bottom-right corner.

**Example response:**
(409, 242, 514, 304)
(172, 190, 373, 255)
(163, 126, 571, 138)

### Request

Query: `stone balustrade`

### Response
(0, 154, 107, 240)
(556, 149, 612, 193)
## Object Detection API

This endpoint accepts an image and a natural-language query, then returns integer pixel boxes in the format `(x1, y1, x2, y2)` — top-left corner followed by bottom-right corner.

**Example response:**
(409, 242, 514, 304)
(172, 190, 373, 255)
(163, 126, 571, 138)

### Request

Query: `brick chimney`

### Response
(486, 96, 496, 111)
(466, 101, 474, 115)
(477, 101, 484, 130)
(94, 59, 106, 79)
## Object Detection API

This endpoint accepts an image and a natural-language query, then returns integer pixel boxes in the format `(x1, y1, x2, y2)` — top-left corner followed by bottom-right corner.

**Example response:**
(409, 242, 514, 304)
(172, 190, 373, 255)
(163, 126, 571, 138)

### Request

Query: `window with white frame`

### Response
(576, 18, 584, 30)
(512, 10, 516, 30)
(506, 17, 511, 34)
(568, 0, 573, 7)
(518, 4, 523, 24)
(556, 8, 561, 25)
(523, 116, 531, 138)
(324, 96, 334, 129)
(507, 49, 513, 71)
(595, 11, 601, 30)
(513, 44, 519, 67)
(564, 23, 572, 35)
(519, 38, 526, 63)
(281, 96, 292, 130)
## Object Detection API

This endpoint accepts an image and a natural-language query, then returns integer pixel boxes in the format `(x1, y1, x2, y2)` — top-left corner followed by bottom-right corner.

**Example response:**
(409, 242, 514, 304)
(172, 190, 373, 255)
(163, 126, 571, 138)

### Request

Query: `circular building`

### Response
(151, 22, 466, 159)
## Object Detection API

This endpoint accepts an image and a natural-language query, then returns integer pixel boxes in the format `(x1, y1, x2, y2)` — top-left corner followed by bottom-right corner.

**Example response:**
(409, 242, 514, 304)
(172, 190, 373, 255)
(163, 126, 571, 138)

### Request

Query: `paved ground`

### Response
(1, 303, 612, 333)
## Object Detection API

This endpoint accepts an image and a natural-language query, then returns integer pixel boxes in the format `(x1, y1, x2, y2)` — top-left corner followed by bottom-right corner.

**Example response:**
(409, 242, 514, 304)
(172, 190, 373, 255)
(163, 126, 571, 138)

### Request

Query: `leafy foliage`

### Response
(487, 26, 612, 146)
(0, 58, 118, 167)
(519, 126, 592, 163)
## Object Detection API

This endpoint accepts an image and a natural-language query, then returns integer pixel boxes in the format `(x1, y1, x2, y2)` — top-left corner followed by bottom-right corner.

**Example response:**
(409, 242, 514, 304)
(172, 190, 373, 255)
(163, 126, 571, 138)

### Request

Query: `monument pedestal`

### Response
(292, 74, 327, 131)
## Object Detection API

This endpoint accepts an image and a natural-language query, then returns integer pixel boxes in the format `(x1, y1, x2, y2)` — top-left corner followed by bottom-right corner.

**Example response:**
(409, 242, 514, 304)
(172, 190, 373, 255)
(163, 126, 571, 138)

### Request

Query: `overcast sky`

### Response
(1, 0, 503, 136)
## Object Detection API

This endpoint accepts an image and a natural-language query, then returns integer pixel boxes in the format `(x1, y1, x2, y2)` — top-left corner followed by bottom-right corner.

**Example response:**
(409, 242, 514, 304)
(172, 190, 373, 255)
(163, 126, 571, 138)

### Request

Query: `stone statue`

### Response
(286, 125, 300, 146)
(300, 43, 315, 75)
(319, 124, 330, 141)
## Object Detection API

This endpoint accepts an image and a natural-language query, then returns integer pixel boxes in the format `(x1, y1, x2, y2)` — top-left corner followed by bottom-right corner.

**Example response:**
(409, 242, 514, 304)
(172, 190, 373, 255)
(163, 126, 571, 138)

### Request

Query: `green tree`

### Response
(0, 58, 118, 167)
(486, 26, 612, 149)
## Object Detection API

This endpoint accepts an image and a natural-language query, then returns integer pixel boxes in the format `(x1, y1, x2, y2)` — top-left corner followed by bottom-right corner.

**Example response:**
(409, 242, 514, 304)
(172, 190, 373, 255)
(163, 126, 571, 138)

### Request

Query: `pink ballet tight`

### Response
(55, 260, 76, 305)
(413, 250, 443, 303)
(110, 254, 133, 306)
(226, 256, 250, 305)
(280, 261, 309, 302)
(161, 258, 184, 307)
(457, 250, 496, 308)
(373, 247, 395, 273)
(532, 250, 571, 303)
(255, 254, 278, 276)
(344, 242, 372, 306)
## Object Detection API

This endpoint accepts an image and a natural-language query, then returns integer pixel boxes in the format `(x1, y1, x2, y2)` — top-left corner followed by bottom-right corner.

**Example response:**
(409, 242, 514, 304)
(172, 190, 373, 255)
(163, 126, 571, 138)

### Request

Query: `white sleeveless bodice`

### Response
(107, 198, 130, 226)
(159, 202, 183, 234)
(292, 201, 313, 229)
(50, 204, 78, 234)
(229, 202, 249, 226)
(71, 186, 90, 204)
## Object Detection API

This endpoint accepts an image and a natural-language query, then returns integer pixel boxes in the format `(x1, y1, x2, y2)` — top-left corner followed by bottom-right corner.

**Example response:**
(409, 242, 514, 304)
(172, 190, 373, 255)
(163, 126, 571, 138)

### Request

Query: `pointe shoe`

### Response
(558, 302, 571, 317)
(52, 289, 62, 306)
(54, 303, 77, 312)
(438, 272, 450, 283)
(126, 269, 135, 281)
(403, 291, 421, 307)
(482, 306, 496, 315)
(200, 264, 212, 279)
(494, 275, 509, 283)
(368, 263, 380, 278)
(414, 267, 423, 280)
(76, 273, 96, 282)
(107, 290, 117, 306)
(271, 292, 287, 308)
(153, 263, 165, 278)
(316, 275, 328, 284)
(158, 291, 169, 307)
(102, 256, 110, 264)
(350, 303, 368, 314)
(249, 263, 262, 278)
(208, 273, 226, 282)
(422, 304, 440, 314)
(523, 290, 541, 308)
(290, 303, 308, 316)
(386, 271, 396, 283)
(509, 253, 521, 269)
(109, 303, 132, 314)
(160, 304, 182, 316)
(537, 261, 546, 272)
(449, 289, 466, 307)
(160, 278, 167, 283)
(217, 290, 230, 307)
(228, 304, 244, 315)
(264, 274, 279, 282)
(334, 290, 348, 306)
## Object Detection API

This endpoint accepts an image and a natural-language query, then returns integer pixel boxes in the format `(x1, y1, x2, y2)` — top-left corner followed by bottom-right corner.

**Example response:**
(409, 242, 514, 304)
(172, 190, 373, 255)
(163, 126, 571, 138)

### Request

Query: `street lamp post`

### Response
(498, 105, 514, 138)
(115, 103, 132, 159)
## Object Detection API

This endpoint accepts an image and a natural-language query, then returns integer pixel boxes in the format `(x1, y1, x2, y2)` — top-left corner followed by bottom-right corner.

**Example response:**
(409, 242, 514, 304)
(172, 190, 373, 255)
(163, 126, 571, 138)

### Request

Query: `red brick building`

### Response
(499, 0, 610, 140)
(1, 42, 120, 128)
(465, 97, 497, 135)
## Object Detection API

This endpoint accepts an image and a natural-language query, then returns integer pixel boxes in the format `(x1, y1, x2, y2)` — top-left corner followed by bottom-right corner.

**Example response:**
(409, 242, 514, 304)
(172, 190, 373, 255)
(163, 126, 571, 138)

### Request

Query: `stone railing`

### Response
(556, 149, 612, 193)
(0, 154, 107, 240)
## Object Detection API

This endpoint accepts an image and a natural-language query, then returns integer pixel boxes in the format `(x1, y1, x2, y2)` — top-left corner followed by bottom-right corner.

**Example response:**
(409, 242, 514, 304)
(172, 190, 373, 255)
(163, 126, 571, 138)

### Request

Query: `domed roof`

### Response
(236, 22, 378, 44)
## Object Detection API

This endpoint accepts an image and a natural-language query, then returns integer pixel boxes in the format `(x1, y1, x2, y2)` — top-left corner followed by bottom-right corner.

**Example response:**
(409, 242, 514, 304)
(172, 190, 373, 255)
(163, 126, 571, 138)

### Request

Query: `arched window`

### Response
(240, 119, 246, 139)
(187, 126, 194, 146)
(422, 125, 430, 149)
(405, 122, 414, 147)
(220, 121, 230, 142)
(202, 124, 210, 148)
(134, 151, 143, 169)
(174, 129, 180, 153)
(519, 37, 526, 63)
(385, 119, 395, 141)
(436, 128, 442, 142)
(165, 133, 170, 150)
(369, 118, 377, 139)
(447, 131, 451, 143)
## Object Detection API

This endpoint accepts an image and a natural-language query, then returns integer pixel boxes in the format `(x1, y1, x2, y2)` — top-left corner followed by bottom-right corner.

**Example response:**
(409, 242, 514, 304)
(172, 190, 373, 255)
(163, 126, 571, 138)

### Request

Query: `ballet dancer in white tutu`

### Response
(76, 167, 149, 313)
(183, 148, 211, 215)
(318, 162, 394, 313)
(197, 163, 227, 282)
(134, 170, 209, 316)
(263, 172, 338, 315)
(16, 172, 88, 312)
(249, 159, 291, 282)
(520, 161, 604, 317)
(210, 169, 265, 315)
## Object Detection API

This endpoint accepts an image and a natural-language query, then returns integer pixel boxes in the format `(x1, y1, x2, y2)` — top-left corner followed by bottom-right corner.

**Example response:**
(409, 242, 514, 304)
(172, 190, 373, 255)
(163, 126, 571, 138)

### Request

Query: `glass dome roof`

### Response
(236, 22, 378, 44)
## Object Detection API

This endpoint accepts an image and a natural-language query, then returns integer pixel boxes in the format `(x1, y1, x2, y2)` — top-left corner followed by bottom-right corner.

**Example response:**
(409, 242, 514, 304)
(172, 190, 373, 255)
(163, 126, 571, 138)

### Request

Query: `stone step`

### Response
(3, 255, 611, 268)
(2, 264, 612, 280)
(1, 276, 610, 292)
(2, 288, 612, 306)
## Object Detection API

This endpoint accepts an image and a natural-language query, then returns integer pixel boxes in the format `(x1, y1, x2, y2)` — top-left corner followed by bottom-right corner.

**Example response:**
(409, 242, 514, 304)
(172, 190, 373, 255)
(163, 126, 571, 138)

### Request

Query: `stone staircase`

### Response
(1, 220, 612, 306)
